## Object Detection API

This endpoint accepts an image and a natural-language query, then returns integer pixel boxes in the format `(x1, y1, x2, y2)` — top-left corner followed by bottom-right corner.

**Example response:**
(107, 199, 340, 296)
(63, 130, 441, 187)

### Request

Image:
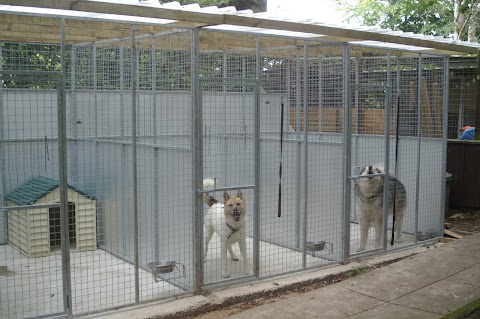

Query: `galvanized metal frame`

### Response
(342, 43, 351, 262)
(192, 28, 204, 294)
(0, 42, 6, 245)
(441, 57, 450, 234)
(414, 54, 423, 243)
(382, 50, 392, 252)
(302, 41, 309, 269)
(58, 17, 73, 316)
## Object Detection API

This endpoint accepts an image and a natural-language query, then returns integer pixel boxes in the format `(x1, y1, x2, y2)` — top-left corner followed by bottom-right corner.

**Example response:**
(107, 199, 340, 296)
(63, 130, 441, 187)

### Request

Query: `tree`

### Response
(337, 0, 480, 41)
(165, 0, 266, 12)
(454, 0, 480, 40)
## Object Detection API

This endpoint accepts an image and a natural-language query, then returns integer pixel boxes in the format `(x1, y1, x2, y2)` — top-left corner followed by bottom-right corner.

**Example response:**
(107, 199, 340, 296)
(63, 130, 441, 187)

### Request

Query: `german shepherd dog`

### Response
(354, 165, 406, 251)
(203, 179, 250, 278)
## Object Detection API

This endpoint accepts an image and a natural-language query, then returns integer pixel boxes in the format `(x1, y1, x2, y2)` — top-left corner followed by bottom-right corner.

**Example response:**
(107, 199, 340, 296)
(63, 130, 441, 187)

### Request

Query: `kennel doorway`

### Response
(199, 78, 260, 285)
(348, 84, 392, 256)
(49, 203, 76, 250)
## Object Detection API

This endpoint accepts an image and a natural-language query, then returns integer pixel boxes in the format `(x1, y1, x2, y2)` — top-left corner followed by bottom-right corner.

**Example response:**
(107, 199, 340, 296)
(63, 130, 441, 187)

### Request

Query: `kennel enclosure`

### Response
(0, 1, 479, 318)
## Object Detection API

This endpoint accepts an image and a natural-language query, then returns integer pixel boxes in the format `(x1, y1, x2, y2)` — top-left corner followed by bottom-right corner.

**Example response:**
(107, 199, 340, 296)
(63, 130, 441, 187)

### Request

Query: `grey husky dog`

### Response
(354, 165, 406, 251)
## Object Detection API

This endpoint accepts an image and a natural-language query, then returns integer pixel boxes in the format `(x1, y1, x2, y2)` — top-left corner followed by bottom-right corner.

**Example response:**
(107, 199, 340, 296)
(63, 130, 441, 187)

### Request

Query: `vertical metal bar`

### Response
(414, 54, 423, 243)
(93, 43, 102, 250)
(131, 25, 140, 304)
(0, 42, 7, 244)
(120, 39, 129, 256)
(192, 29, 204, 295)
(70, 46, 78, 187)
(242, 56, 247, 149)
(302, 42, 309, 269)
(93, 45, 98, 141)
(152, 36, 160, 262)
(458, 78, 465, 137)
(254, 35, 261, 277)
(353, 57, 360, 223)
(342, 43, 352, 263)
(318, 58, 323, 136)
(120, 40, 125, 141)
(295, 48, 301, 249)
(441, 57, 449, 235)
(223, 51, 228, 184)
(59, 18, 72, 315)
(286, 60, 291, 141)
(382, 51, 391, 251)
(192, 28, 204, 294)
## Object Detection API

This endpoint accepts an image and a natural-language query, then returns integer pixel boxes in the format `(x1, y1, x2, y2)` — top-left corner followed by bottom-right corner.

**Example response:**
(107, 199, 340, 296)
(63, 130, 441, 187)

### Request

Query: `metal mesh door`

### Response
(349, 85, 393, 255)
(200, 78, 258, 285)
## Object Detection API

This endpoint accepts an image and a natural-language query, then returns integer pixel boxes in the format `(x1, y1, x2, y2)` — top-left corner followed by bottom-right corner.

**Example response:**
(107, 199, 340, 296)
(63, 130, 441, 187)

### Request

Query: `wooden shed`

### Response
(6, 176, 97, 258)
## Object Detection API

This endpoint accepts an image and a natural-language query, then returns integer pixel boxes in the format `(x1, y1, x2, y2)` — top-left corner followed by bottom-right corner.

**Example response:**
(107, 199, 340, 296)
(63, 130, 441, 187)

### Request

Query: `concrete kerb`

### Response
(84, 245, 432, 319)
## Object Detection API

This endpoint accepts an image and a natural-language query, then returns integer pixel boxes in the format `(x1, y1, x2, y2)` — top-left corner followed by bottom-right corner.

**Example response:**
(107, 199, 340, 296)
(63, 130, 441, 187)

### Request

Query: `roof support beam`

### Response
(0, 0, 478, 54)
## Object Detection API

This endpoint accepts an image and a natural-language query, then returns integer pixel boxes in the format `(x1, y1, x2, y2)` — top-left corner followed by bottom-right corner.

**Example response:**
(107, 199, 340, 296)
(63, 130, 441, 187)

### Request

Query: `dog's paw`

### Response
(395, 236, 403, 243)
(222, 272, 231, 278)
(244, 269, 253, 276)
(231, 256, 239, 261)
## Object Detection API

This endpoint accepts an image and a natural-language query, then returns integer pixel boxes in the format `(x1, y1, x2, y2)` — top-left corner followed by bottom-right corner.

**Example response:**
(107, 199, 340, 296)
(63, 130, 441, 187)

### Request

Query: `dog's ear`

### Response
(359, 166, 367, 176)
(236, 190, 243, 199)
(223, 191, 230, 202)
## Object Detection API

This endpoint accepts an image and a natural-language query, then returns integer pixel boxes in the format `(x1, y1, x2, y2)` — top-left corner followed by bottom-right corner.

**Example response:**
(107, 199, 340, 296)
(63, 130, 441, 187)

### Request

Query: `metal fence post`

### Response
(414, 54, 423, 243)
(382, 50, 392, 251)
(192, 28, 204, 294)
(254, 35, 261, 277)
(131, 24, 140, 304)
(302, 41, 309, 269)
(59, 17, 73, 315)
(342, 43, 352, 263)
(441, 57, 450, 233)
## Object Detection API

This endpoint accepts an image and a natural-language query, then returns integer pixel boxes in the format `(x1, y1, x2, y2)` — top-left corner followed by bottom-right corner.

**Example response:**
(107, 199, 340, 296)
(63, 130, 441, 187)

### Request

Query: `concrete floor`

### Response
(0, 223, 417, 319)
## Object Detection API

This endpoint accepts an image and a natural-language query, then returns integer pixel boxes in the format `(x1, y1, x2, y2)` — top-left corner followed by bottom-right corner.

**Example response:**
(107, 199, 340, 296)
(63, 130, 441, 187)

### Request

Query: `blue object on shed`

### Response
(459, 127, 475, 140)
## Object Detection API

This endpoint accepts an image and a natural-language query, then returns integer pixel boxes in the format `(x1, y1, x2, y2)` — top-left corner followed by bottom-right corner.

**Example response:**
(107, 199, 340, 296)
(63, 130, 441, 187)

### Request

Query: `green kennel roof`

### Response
(5, 176, 96, 206)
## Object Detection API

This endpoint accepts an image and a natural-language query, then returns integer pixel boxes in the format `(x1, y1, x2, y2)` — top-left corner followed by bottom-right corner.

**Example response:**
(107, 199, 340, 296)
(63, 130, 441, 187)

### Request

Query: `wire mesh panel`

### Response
(417, 55, 446, 242)
(304, 43, 346, 268)
(135, 30, 194, 302)
(448, 58, 477, 139)
(201, 79, 257, 284)
(0, 43, 66, 318)
(258, 44, 305, 277)
(65, 22, 195, 315)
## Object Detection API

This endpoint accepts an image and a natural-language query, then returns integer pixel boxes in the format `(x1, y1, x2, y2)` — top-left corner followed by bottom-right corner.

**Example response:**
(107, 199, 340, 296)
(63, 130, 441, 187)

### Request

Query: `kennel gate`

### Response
(347, 84, 392, 256)
(196, 78, 260, 287)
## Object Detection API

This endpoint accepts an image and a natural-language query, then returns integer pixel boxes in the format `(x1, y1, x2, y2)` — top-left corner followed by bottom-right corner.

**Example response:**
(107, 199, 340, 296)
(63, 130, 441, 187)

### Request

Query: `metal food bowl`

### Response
(147, 261, 186, 282)
(148, 261, 176, 274)
(306, 241, 326, 251)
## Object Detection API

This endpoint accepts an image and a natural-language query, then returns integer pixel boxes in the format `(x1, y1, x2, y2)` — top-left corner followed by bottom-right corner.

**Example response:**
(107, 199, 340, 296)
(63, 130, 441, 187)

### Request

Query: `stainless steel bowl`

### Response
(306, 241, 326, 251)
(148, 261, 176, 274)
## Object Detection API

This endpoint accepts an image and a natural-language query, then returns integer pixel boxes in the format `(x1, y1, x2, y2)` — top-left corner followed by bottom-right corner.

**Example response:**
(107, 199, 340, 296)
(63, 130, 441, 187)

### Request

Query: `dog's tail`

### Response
(203, 178, 215, 190)
(203, 178, 218, 207)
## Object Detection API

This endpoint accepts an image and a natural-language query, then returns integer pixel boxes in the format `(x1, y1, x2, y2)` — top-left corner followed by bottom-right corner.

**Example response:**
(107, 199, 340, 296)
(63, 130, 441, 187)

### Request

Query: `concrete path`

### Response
(86, 233, 480, 319)
(219, 234, 480, 319)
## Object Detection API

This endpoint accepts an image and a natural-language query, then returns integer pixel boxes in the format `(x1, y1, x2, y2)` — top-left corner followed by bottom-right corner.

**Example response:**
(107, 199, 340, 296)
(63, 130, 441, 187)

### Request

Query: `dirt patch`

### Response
(446, 207, 480, 233)
(191, 257, 409, 319)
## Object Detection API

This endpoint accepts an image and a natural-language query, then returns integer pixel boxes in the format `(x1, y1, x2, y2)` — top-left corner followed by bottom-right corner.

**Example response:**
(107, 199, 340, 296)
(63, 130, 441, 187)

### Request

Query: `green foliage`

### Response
(167, 0, 265, 12)
(338, 0, 455, 37)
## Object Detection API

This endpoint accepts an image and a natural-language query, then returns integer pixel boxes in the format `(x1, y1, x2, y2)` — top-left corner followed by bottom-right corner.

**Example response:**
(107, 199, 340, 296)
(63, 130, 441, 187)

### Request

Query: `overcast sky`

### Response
(267, 0, 350, 24)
